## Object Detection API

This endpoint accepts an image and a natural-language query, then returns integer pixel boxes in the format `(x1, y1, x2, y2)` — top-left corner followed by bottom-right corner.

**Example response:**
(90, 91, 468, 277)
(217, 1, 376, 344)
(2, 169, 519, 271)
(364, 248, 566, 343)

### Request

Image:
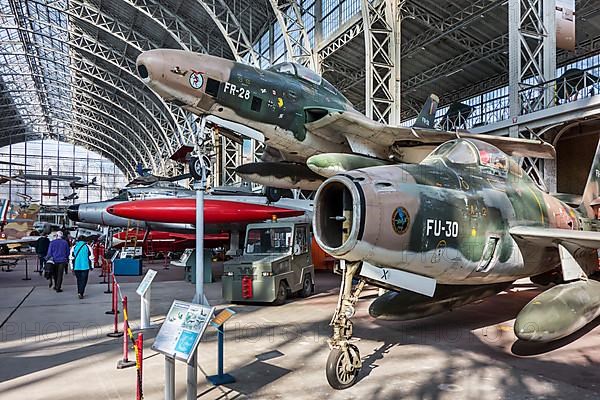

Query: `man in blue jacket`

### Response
(69, 236, 94, 299)
(46, 231, 70, 292)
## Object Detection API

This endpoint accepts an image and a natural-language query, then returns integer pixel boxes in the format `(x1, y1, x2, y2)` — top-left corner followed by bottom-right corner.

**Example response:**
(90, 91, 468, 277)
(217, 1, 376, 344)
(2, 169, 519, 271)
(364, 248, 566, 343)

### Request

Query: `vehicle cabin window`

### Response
(294, 226, 308, 255)
(246, 227, 292, 254)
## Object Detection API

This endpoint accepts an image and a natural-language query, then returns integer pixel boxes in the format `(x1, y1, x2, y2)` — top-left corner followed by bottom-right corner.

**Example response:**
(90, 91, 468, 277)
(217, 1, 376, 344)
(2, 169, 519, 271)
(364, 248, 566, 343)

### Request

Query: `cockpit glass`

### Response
(445, 141, 478, 164)
(295, 64, 322, 85)
(268, 62, 295, 76)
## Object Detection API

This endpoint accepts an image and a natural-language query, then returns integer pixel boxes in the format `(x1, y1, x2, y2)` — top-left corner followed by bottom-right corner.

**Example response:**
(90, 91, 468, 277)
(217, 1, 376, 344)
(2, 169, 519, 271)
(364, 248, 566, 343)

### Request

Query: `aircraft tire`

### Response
(265, 187, 282, 203)
(326, 345, 360, 390)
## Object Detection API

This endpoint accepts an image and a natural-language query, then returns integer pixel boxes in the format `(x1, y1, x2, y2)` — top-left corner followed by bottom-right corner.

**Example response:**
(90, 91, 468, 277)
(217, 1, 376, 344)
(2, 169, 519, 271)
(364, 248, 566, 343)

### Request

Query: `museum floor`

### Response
(1, 256, 599, 399)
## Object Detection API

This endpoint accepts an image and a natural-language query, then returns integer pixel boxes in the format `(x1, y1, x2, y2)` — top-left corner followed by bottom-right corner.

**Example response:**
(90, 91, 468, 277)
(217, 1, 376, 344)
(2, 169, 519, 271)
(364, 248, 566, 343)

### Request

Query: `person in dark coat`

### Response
(35, 233, 50, 277)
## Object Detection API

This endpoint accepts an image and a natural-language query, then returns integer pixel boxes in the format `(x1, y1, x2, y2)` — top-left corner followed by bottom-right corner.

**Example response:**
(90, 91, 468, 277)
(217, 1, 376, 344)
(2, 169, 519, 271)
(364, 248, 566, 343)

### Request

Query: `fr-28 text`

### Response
(223, 81, 251, 100)
(426, 219, 459, 237)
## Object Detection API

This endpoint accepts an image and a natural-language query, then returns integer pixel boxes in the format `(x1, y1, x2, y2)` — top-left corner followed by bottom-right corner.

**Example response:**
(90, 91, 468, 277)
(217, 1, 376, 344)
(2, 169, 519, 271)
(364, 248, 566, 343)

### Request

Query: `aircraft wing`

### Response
(509, 226, 600, 249)
(306, 111, 556, 160)
(0, 237, 38, 245)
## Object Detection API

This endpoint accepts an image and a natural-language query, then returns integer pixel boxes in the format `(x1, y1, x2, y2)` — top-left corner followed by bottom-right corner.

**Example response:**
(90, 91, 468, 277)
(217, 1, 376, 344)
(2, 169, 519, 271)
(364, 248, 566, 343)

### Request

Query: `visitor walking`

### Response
(46, 231, 70, 293)
(69, 236, 94, 299)
(35, 232, 50, 276)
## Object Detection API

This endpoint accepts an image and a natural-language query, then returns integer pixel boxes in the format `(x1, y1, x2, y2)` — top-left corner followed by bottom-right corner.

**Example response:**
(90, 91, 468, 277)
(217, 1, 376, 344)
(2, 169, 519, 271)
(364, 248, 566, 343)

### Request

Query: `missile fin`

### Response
(558, 244, 586, 282)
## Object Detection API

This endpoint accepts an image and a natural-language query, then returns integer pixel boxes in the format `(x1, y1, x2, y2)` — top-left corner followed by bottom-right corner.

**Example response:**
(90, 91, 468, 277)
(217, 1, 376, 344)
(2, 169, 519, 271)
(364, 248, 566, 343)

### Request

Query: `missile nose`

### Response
(67, 204, 80, 222)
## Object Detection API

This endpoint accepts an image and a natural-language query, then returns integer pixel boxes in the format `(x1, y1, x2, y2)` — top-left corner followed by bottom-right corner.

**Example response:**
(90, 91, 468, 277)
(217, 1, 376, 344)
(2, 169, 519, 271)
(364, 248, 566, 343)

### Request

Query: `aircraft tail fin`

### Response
(0, 199, 9, 224)
(579, 137, 600, 218)
(412, 94, 439, 129)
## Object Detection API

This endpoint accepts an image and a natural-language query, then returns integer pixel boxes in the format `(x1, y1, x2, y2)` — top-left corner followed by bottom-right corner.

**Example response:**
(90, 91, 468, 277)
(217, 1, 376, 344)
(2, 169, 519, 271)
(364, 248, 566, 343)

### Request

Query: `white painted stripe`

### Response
(360, 261, 436, 297)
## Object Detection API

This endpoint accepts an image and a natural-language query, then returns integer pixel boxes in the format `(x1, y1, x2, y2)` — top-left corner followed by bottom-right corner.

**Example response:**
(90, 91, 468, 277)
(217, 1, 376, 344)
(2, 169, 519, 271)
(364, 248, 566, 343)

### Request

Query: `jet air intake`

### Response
(313, 175, 364, 258)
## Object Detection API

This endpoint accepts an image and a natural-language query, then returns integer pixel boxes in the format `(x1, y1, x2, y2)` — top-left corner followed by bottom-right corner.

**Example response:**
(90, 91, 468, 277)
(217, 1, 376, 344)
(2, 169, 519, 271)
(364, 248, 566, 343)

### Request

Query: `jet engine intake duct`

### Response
(313, 175, 363, 257)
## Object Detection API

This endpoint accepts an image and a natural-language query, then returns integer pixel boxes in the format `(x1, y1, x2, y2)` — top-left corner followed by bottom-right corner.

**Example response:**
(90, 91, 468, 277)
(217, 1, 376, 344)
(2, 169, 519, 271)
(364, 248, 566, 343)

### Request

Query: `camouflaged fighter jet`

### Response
(312, 137, 600, 389)
(135, 49, 555, 191)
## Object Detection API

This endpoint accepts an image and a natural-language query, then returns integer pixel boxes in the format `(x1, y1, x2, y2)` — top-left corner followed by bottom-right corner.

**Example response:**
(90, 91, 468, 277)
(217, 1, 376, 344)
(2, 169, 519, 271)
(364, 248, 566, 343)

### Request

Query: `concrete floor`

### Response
(1, 256, 600, 399)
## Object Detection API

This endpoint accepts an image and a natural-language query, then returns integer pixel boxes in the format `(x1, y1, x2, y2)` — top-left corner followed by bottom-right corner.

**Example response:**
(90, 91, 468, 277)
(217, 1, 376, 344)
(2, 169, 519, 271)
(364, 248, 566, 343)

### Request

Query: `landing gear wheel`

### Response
(299, 273, 312, 298)
(265, 186, 282, 203)
(273, 282, 287, 305)
(326, 344, 361, 390)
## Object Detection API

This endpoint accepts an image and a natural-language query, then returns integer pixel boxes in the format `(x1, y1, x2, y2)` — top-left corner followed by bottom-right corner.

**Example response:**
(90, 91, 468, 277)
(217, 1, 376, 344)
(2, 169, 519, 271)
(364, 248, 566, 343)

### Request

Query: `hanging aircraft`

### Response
(16, 168, 82, 182)
(135, 49, 554, 191)
(70, 177, 98, 189)
(62, 192, 79, 201)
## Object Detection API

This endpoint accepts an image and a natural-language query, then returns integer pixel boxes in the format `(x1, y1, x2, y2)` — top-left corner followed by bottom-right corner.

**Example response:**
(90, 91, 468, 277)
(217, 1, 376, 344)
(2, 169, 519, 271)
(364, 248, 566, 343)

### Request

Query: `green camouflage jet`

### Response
(313, 137, 600, 388)
(135, 49, 553, 191)
(136, 50, 600, 390)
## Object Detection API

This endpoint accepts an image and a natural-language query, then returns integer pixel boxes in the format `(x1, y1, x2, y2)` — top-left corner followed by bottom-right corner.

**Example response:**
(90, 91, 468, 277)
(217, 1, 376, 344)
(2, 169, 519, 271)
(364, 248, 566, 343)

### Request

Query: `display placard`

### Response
(152, 300, 215, 363)
(121, 247, 142, 258)
(136, 269, 157, 296)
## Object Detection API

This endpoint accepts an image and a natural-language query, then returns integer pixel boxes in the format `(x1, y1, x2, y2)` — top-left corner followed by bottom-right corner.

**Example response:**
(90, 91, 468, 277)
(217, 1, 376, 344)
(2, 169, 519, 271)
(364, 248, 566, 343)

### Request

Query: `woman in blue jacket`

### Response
(69, 236, 94, 299)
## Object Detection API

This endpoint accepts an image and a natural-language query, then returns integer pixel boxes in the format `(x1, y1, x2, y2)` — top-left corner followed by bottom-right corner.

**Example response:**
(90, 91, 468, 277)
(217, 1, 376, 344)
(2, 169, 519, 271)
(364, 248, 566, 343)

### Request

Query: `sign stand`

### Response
(136, 269, 157, 330)
(207, 308, 236, 385)
(164, 356, 175, 400)
(207, 324, 235, 385)
(153, 299, 214, 400)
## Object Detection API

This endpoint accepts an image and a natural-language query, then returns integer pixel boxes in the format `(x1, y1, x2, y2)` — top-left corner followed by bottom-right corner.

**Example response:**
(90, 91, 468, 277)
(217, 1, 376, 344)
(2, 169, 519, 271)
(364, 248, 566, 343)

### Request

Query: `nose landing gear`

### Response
(326, 261, 365, 390)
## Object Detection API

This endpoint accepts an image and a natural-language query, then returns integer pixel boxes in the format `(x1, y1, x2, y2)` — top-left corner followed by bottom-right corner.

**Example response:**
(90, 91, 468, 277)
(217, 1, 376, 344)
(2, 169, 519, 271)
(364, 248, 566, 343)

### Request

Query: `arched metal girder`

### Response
(361, 0, 400, 125)
(0, 121, 138, 176)
(268, 0, 317, 71)
(0, 112, 141, 168)
(0, 58, 165, 166)
(68, 0, 208, 54)
(195, 0, 260, 66)
(18, 2, 195, 151)
(0, 91, 155, 170)
(68, 0, 204, 143)
(3, 18, 179, 160)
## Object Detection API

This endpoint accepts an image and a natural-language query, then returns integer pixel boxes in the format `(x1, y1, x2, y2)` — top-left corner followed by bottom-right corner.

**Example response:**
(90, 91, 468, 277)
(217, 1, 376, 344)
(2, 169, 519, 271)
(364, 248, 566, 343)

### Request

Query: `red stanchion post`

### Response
(136, 333, 143, 400)
(104, 264, 113, 293)
(105, 275, 120, 314)
(117, 296, 135, 369)
(107, 280, 123, 338)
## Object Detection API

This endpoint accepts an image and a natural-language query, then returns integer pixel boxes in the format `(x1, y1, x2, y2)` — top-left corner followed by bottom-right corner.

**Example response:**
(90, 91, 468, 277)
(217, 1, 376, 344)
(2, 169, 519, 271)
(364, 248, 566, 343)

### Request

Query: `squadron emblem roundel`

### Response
(392, 207, 410, 234)
(189, 71, 204, 89)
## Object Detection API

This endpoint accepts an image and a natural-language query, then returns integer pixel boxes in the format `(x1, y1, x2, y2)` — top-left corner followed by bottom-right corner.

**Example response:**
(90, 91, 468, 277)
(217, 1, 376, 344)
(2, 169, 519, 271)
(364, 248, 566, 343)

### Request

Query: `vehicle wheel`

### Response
(326, 345, 360, 390)
(273, 282, 287, 305)
(299, 273, 312, 298)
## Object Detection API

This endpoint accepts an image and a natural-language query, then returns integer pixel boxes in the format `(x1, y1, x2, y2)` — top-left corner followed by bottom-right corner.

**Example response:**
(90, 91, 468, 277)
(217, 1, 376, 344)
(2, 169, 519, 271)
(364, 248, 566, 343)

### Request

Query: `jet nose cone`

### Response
(67, 204, 80, 222)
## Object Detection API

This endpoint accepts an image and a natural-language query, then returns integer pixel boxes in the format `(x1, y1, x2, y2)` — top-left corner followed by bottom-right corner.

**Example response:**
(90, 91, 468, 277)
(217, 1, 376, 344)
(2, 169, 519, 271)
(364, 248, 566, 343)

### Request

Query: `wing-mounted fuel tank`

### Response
(515, 279, 600, 342)
(235, 162, 323, 191)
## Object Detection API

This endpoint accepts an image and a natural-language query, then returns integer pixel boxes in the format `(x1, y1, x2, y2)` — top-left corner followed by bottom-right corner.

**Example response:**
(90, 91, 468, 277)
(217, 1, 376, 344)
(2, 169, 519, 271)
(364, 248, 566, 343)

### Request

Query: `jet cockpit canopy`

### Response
(421, 139, 527, 181)
(267, 62, 349, 100)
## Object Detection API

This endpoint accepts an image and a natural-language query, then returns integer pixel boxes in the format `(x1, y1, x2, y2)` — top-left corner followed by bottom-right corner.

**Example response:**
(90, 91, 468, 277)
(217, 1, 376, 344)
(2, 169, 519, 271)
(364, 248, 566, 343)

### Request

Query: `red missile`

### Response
(106, 198, 304, 224)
